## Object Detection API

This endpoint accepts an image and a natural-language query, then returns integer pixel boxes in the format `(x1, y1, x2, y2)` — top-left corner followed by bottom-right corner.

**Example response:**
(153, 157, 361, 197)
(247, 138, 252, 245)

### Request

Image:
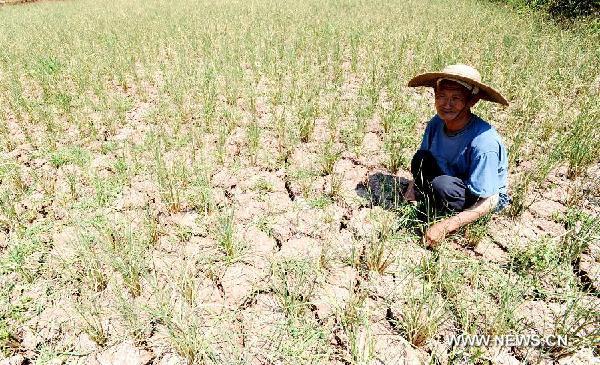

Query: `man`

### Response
(403, 64, 510, 247)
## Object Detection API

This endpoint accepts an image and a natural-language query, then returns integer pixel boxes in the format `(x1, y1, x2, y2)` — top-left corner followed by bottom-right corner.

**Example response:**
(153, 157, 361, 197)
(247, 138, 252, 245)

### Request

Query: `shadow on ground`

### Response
(355, 172, 410, 210)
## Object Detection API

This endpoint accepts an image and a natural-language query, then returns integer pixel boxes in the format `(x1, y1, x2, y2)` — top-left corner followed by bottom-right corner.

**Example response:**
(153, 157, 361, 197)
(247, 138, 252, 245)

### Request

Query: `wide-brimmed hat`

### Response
(408, 64, 508, 106)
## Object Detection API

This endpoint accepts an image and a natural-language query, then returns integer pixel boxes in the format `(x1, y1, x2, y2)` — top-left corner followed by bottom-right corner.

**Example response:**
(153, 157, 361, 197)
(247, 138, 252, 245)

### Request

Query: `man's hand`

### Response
(424, 221, 449, 247)
(422, 194, 499, 248)
(403, 180, 417, 202)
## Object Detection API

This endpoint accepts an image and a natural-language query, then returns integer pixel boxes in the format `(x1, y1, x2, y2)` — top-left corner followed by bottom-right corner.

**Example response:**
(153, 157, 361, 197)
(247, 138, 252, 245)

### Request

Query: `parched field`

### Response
(0, 0, 599, 364)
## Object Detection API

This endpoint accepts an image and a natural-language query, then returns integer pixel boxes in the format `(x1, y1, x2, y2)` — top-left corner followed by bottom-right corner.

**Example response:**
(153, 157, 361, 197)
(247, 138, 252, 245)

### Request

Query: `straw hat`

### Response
(408, 64, 508, 106)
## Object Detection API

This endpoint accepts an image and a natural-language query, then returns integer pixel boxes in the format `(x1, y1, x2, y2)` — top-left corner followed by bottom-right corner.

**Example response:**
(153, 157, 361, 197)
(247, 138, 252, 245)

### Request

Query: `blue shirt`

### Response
(420, 114, 510, 210)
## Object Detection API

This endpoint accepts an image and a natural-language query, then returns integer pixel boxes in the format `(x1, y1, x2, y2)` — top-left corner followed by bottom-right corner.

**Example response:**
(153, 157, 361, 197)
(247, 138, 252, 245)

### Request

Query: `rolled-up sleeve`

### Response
(466, 151, 500, 198)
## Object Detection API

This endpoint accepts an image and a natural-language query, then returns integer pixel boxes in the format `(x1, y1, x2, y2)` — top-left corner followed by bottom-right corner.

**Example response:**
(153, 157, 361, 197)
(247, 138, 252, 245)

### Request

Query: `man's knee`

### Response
(431, 175, 469, 211)
(431, 175, 459, 197)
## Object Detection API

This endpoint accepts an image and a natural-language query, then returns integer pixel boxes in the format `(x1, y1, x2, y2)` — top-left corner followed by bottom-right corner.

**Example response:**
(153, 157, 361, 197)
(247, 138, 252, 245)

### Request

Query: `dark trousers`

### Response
(411, 150, 478, 212)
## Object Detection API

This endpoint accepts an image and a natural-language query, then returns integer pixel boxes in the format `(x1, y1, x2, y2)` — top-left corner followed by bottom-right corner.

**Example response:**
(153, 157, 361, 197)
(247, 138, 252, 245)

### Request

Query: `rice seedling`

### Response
(461, 214, 492, 247)
(298, 96, 317, 143)
(509, 237, 580, 296)
(289, 169, 318, 199)
(557, 208, 599, 262)
(271, 259, 319, 319)
(326, 172, 343, 199)
(75, 295, 109, 347)
(77, 247, 108, 292)
(274, 109, 294, 163)
(216, 207, 240, 259)
(144, 208, 161, 247)
(340, 117, 366, 153)
(107, 226, 148, 297)
(267, 319, 331, 364)
(178, 264, 197, 305)
(153, 142, 184, 213)
(320, 138, 342, 176)
(215, 123, 230, 166)
(359, 209, 402, 274)
(0, 192, 20, 233)
(392, 283, 448, 347)
(339, 286, 375, 364)
(0, 222, 49, 284)
(487, 274, 526, 336)
(115, 292, 151, 344)
(0, 292, 28, 357)
(560, 103, 600, 179)
(505, 175, 532, 218)
(49, 146, 90, 168)
(383, 113, 418, 174)
(149, 300, 218, 364)
(363, 235, 396, 275)
(308, 195, 332, 209)
(553, 293, 600, 357)
(246, 119, 261, 165)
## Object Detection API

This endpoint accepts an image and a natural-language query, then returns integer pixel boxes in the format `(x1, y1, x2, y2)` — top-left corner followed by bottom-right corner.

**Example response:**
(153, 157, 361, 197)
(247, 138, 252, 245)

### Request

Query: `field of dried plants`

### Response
(0, 0, 598, 364)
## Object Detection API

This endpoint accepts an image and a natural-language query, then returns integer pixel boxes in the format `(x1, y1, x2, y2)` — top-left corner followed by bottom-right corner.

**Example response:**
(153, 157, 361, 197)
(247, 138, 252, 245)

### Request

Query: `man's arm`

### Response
(424, 193, 499, 247)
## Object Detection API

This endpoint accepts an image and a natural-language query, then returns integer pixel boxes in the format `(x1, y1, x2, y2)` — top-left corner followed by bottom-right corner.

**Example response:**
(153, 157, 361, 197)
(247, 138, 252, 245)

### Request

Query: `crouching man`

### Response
(403, 64, 510, 247)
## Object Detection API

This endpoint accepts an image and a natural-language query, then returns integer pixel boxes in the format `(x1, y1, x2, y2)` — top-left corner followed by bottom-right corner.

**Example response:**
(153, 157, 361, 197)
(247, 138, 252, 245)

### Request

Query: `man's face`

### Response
(434, 83, 471, 122)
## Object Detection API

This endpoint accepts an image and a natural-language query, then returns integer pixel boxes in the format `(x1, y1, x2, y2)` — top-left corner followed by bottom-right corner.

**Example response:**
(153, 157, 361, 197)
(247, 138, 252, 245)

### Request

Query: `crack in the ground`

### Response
(308, 303, 323, 324)
(489, 236, 510, 253)
(216, 280, 225, 297)
(344, 156, 365, 167)
(321, 268, 364, 365)
(512, 348, 527, 363)
(38, 204, 49, 219)
(273, 235, 282, 251)
(235, 311, 247, 349)
(385, 307, 400, 333)
(573, 257, 599, 296)
(356, 244, 370, 281)
(284, 178, 295, 201)
(238, 288, 274, 310)
(144, 320, 159, 343)
(203, 271, 225, 297)
(331, 321, 353, 365)
(339, 213, 349, 230)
